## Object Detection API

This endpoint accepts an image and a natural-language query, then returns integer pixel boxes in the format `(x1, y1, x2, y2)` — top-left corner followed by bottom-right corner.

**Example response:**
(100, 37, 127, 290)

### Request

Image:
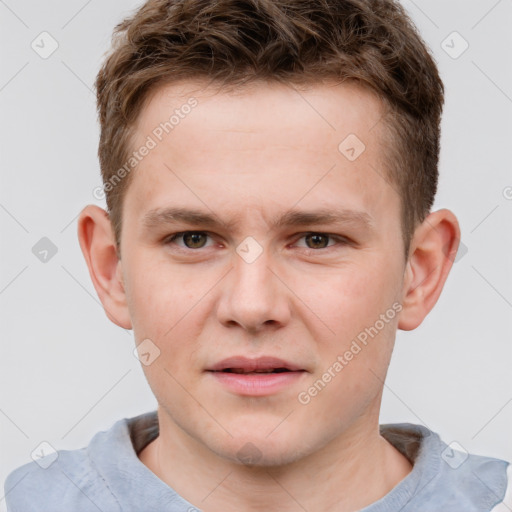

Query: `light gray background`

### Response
(1, 0, 511, 506)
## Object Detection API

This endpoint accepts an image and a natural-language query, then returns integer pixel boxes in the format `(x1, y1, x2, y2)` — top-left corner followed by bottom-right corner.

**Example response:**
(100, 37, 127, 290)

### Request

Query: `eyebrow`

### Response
(142, 206, 374, 232)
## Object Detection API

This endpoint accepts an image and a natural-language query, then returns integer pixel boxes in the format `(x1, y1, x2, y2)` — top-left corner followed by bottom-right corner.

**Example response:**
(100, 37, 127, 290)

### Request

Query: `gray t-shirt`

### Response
(4, 410, 511, 511)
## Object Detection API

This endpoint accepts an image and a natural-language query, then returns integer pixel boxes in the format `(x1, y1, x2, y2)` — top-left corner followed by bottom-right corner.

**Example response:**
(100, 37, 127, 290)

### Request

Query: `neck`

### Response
(138, 408, 413, 512)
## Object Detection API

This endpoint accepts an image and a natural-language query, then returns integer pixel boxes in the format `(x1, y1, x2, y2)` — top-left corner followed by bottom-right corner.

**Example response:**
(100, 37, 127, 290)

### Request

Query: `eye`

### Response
(294, 232, 347, 250)
(164, 231, 213, 249)
(163, 231, 349, 253)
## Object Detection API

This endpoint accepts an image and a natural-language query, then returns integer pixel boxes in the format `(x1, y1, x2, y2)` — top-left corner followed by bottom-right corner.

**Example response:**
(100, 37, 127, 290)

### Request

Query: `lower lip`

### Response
(207, 371, 306, 396)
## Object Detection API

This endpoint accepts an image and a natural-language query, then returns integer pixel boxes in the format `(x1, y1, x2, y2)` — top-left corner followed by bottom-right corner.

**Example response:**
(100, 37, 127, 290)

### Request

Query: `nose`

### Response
(215, 242, 291, 333)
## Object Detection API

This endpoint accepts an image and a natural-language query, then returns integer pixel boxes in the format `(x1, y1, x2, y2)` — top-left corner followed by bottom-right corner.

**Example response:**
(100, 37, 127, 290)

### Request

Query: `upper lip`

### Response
(206, 356, 306, 372)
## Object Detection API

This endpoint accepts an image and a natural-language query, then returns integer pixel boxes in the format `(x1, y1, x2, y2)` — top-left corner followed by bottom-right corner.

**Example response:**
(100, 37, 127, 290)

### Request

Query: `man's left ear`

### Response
(398, 209, 461, 331)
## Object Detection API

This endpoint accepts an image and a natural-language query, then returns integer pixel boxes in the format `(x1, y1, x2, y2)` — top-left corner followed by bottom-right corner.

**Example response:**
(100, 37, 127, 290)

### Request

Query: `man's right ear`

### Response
(77, 205, 132, 330)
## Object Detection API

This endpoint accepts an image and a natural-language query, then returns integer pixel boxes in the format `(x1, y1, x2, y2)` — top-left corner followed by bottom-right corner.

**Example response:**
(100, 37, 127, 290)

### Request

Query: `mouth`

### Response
(216, 367, 298, 374)
(205, 356, 307, 396)
(206, 355, 306, 374)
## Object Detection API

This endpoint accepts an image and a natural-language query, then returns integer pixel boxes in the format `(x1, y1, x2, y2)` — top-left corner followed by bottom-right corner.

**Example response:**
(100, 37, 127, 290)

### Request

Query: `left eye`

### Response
(164, 231, 345, 251)
(296, 233, 339, 250)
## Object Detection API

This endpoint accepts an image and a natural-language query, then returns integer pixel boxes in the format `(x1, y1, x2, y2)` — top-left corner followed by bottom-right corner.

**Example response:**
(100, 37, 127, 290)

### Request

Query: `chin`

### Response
(210, 429, 312, 468)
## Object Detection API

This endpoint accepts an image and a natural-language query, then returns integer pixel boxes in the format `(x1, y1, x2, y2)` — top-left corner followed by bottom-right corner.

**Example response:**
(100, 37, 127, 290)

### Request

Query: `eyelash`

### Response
(163, 231, 349, 253)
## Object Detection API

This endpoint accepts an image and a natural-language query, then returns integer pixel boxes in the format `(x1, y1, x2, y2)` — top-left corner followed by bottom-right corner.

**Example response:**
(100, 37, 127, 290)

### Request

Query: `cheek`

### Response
(295, 256, 401, 343)
(124, 251, 209, 338)
(296, 294, 398, 432)
(294, 254, 401, 398)
(124, 253, 219, 395)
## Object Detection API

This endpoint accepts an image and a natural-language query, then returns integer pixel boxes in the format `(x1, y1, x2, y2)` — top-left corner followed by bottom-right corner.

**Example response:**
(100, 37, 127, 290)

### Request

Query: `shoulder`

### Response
(435, 450, 511, 511)
(380, 423, 511, 511)
(3, 430, 125, 512)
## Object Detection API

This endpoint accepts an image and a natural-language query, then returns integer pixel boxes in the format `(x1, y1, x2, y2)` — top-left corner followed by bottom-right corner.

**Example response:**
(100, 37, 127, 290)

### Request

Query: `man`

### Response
(5, 0, 511, 510)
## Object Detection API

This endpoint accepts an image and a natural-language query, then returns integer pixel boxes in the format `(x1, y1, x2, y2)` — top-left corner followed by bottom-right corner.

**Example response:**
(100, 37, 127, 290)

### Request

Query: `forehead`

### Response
(134, 78, 385, 150)
(124, 79, 398, 231)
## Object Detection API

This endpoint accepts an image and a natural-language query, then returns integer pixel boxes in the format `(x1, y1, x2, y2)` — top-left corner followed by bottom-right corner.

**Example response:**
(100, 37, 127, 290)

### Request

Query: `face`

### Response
(119, 79, 408, 465)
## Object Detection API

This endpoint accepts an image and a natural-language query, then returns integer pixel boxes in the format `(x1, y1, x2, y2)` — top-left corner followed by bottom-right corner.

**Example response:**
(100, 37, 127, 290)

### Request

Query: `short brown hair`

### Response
(95, 0, 444, 258)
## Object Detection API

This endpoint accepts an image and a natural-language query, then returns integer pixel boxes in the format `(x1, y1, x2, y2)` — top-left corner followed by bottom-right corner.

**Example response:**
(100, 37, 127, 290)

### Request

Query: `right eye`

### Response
(164, 231, 214, 249)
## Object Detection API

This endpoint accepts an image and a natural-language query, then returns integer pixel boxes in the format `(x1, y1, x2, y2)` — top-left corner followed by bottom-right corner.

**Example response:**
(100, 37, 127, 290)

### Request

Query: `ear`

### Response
(398, 208, 461, 331)
(77, 205, 132, 329)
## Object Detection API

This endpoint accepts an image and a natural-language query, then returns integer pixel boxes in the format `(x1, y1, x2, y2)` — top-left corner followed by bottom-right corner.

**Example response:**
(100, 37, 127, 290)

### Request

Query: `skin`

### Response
(78, 79, 460, 511)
